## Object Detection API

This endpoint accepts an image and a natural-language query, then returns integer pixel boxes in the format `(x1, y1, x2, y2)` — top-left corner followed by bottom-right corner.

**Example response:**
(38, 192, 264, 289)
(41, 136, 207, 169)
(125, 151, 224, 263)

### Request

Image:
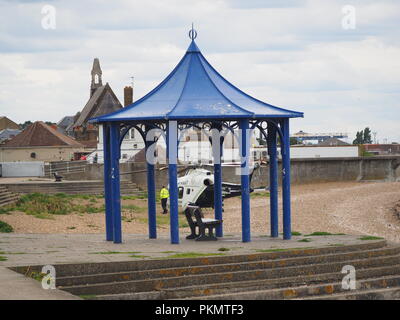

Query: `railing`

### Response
(44, 160, 87, 177)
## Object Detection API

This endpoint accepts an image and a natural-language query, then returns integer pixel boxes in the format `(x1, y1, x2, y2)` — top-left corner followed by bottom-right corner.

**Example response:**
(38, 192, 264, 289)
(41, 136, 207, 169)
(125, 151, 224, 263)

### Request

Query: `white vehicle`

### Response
(175, 164, 260, 211)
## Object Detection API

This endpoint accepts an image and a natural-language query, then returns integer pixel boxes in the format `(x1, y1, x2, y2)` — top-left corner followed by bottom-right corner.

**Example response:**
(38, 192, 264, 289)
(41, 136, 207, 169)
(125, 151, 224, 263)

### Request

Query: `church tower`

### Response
(90, 58, 103, 97)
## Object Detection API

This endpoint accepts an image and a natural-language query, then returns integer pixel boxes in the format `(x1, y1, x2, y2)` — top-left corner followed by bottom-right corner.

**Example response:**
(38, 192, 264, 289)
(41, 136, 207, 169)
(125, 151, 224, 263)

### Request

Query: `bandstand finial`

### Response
(188, 23, 197, 40)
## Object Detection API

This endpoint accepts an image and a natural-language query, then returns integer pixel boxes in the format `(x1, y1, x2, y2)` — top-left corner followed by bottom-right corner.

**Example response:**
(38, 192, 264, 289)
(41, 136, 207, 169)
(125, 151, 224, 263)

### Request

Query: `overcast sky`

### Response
(0, 0, 399, 143)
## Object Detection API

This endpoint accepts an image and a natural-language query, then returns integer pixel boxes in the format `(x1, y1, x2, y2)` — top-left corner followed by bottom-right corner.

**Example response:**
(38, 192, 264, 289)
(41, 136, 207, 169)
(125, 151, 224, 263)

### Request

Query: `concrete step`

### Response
(13, 241, 399, 300)
(0, 186, 19, 207)
(1, 180, 143, 196)
(12, 241, 387, 277)
(0, 192, 18, 201)
(193, 274, 400, 300)
(299, 286, 400, 300)
(55, 246, 400, 287)
(59, 251, 400, 296)
(91, 264, 400, 300)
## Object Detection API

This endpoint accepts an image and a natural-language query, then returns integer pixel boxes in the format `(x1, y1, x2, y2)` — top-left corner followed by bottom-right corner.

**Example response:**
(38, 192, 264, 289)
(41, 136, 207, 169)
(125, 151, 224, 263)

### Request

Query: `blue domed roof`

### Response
(91, 40, 303, 123)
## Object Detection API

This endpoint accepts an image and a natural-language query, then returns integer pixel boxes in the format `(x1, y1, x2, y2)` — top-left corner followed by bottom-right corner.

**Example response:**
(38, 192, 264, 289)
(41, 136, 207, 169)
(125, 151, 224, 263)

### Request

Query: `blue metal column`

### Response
(281, 118, 291, 240)
(102, 123, 113, 241)
(239, 119, 251, 242)
(167, 121, 179, 244)
(267, 124, 279, 238)
(110, 123, 122, 243)
(212, 126, 223, 237)
(145, 129, 157, 239)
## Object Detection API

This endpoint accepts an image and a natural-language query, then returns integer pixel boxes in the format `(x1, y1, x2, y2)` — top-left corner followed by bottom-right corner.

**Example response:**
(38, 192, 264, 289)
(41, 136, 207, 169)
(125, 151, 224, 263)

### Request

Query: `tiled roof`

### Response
(3, 121, 84, 148)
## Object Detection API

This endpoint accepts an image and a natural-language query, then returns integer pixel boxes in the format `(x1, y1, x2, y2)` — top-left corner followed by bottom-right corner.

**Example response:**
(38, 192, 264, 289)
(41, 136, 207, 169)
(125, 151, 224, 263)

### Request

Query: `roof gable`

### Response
(74, 83, 122, 128)
(0, 116, 20, 130)
(3, 121, 83, 147)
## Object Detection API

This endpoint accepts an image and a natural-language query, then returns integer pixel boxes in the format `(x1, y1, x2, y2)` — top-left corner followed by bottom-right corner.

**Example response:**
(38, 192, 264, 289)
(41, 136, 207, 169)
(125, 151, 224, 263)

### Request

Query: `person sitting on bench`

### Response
(184, 205, 222, 241)
(53, 172, 63, 182)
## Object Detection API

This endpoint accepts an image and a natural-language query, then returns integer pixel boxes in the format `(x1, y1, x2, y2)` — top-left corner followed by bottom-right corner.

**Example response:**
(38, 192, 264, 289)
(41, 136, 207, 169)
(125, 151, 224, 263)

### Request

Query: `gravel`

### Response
(1, 181, 399, 242)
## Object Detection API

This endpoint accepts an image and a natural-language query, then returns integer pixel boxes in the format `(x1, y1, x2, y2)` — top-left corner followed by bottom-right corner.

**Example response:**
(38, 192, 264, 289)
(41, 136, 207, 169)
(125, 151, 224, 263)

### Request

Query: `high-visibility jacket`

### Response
(160, 188, 169, 199)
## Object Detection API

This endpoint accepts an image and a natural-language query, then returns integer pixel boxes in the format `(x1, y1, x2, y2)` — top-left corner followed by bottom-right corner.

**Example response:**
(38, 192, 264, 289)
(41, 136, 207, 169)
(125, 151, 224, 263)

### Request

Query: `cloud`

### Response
(0, 0, 399, 143)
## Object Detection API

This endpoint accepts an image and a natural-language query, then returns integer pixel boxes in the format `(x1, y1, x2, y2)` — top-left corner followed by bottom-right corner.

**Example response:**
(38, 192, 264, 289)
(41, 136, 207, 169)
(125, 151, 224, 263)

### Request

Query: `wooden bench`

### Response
(184, 205, 222, 241)
(53, 172, 63, 182)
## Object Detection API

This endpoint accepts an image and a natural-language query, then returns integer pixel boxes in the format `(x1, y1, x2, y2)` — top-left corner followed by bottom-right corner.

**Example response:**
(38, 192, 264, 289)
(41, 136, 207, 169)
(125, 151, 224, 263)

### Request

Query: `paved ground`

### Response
(0, 233, 383, 267)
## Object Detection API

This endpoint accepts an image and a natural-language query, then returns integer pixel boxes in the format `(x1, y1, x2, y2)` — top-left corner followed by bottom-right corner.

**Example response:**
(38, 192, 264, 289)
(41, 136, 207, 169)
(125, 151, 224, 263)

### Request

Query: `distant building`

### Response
(88, 84, 145, 163)
(363, 144, 400, 155)
(292, 130, 348, 144)
(0, 116, 20, 131)
(57, 115, 75, 137)
(318, 137, 350, 146)
(72, 58, 123, 148)
(0, 128, 21, 144)
(0, 121, 84, 162)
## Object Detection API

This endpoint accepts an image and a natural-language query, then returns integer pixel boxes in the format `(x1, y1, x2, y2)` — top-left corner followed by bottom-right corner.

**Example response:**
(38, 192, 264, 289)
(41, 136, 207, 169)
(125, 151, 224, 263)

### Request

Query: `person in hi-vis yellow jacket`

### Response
(160, 186, 169, 214)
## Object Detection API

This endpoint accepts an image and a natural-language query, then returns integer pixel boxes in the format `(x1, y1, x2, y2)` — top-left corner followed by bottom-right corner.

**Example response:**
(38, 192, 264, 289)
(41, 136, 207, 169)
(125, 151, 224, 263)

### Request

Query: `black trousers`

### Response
(161, 198, 168, 214)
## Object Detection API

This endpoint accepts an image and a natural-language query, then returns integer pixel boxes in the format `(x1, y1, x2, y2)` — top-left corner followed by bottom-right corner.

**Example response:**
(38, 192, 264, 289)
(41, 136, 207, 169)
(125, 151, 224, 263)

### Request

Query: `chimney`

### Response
(124, 86, 133, 107)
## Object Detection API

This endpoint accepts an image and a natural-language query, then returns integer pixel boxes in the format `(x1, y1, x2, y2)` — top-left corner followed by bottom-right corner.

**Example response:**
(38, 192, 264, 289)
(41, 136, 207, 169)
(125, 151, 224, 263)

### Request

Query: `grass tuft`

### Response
(129, 254, 150, 259)
(0, 220, 13, 233)
(304, 232, 345, 236)
(298, 238, 312, 243)
(165, 252, 225, 259)
(11, 193, 104, 217)
(90, 251, 142, 255)
(359, 236, 384, 241)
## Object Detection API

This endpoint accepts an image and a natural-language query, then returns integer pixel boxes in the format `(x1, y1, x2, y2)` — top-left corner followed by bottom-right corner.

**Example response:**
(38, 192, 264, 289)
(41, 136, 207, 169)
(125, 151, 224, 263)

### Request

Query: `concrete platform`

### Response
(0, 233, 392, 300)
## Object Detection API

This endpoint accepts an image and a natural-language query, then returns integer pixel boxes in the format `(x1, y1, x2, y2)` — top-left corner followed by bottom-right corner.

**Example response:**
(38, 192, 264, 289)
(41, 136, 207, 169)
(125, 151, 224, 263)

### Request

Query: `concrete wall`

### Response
(0, 162, 44, 177)
(0, 146, 85, 162)
(60, 162, 133, 181)
(122, 156, 400, 189)
(290, 146, 359, 158)
(57, 156, 400, 190)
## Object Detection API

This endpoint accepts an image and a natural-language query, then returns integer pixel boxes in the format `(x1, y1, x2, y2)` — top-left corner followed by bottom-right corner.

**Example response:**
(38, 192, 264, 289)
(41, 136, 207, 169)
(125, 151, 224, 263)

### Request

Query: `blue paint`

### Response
(214, 162, 223, 237)
(281, 118, 291, 240)
(167, 121, 179, 244)
(145, 139, 157, 239)
(102, 124, 113, 241)
(267, 124, 279, 238)
(239, 119, 251, 243)
(212, 125, 223, 237)
(110, 123, 122, 243)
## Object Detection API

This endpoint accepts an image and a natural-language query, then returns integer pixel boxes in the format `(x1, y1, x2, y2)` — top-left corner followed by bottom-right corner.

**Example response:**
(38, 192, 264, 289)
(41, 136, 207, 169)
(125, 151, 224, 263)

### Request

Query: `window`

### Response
(178, 187, 184, 199)
(186, 188, 191, 195)
(133, 144, 138, 148)
(30, 152, 36, 159)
